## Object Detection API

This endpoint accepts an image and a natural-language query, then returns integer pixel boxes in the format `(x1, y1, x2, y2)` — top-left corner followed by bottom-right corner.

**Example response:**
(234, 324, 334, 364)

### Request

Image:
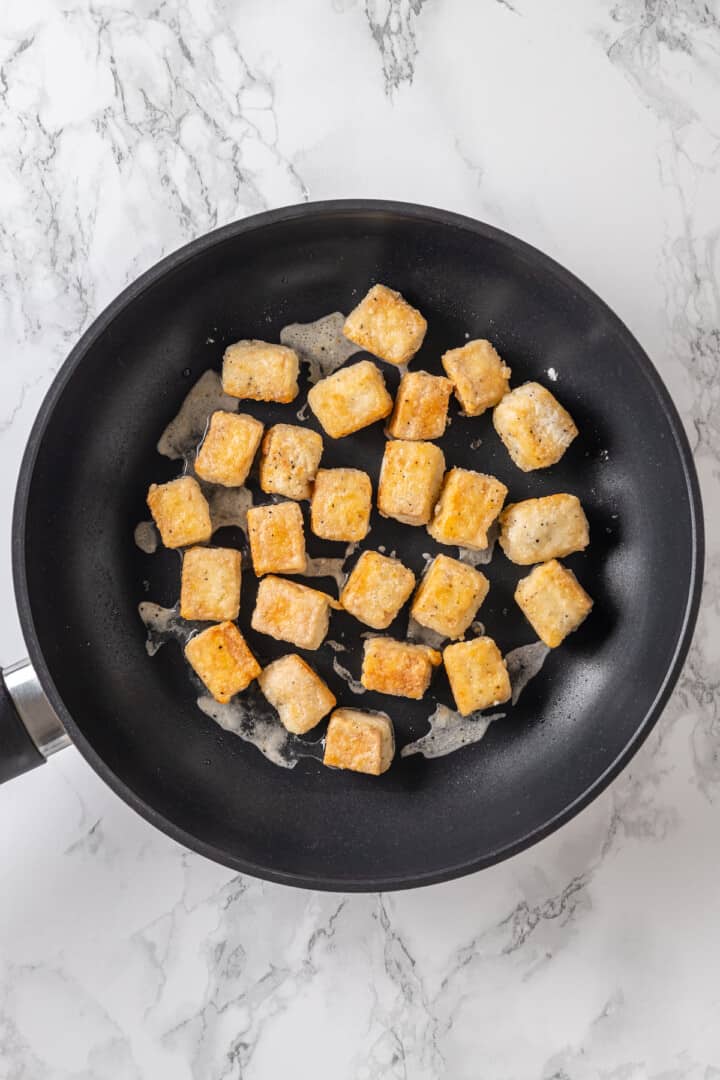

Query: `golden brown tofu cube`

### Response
(493, 382, 578, 471)
(441, 339, 511, 416)
(387, 370, 452, 441)
(323, 708, 395, 775)
(443, 636, 512, 715)
(343, 284, 427, 366)
(361, 637, 441, 700)
(185, 621, 260, 704)
(307, 359, 393, 439)
(195, 411, 264, 487)
(514, 559, 593, 648)
(147, 476, 212, 549)
(310, 468, 372, 542)
(411, 554, 489, 639)
(499, 494, 590, 565)
(259, 424, 324, 501)
(428, 468, 508, 550)
(222, 340, 299, 403)
(377, 440, 445, 526)
(258, 654, 336, 734)
(340, 550, 416, 630)
(251, 575, 336, 650)
(246, 502, 307, 576)
(180, 546, 242, 622)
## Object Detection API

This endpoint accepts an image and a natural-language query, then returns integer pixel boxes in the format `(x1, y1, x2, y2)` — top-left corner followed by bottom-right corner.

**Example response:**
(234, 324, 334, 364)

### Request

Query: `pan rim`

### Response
(12, 199, 705, 892)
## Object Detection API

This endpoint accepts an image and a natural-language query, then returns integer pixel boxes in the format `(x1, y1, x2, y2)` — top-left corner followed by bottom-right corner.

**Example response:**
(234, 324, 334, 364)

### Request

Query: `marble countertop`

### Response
(1, 1, 718, 1076)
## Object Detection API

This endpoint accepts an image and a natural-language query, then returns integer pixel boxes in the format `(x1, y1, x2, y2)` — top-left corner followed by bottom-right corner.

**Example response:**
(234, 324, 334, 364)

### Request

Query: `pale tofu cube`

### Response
(251, 575, 336, 650)
(310, 468, 372, 542)
(493, 382, 578, 471)
(499, 494, 590, 565)
(180, 547, 242, 622)
(222, 340, 299, 403)
(514, 559, 593, 648)
(147, 476, 212, 549)
(377, 440, 445, 526)
(258, 654, 336, 734)
(411, 554, 489, 639)
(441, 339, 511, 416)
(443, 636, 511, 715)
(195, 411, 263, 487)
(361, 637, 441, 700)
(343, 284, 427, 366)
(185, 621, 260, 704)
(259, 424, 323, 501)
(323, 708, 395, 775)
(387, 370, 452, 440)
(246, 502, 306, 576)
(340, 550, 416, 630)
(428, 468, 508, 550)
(307, 360, 393, 439)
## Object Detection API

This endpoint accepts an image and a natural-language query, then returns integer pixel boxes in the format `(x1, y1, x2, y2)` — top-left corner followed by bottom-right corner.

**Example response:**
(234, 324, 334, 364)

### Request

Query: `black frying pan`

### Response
(3, 201, 703, 891)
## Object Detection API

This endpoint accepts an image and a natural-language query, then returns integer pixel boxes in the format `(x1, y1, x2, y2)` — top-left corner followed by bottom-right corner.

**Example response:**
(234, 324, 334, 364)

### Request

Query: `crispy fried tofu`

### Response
(258, 654, 336, 734)
(340, 550, 416, 630)
(310, 468, 372, 542)
(441, 339, 511, 416)
(222, 340, 299, 403)
(307, 359, 393, 439)
(343, 284, 427, 366)
(251, 575, 336, 650)
(361, 637, 441, 699)
(499, 494, 589, 565)
(514, 559, 593, 648)
(246, 501, 307, 576)
(147, 476, 212, 549)
(493, 382, 578, 471)
(194, 411, 263, 487)
(377, 439, 445, 526)
(443, 636, 511, 715)
(428, 468, 508, 550)
(180, 546, 242, 622)
(410, 554, 489, 639)
(387, 370, 452, 440)
(259, 424, 323, 501)
(185, 621, 260, 704)
(323, 708, 395, 775)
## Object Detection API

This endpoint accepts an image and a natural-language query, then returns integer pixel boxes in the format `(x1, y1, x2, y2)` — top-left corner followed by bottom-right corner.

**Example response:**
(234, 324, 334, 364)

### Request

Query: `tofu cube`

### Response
(222, 340, 299, 403)
(180, 546, 242, 622)
(195, 411, 263, 487)
(411, 554, 489, 639)
(443, 636, 512, 715)
(514, 559, 593, 648)
(310, 468, 372, 542)
(323, 708, 395, 775)
(428, 468, 508, 550)
(258, 654, 336, 734)
(343, 284, 427, 366)
(251, 575, 336, 650)
(361, 637, 441, 699)
(377, 440, 445, 526)
(499, 493, 590, 565)
(259, 424, 323, 501)
(340, 550, 416, 630)
(147, 476, 212, 549)
(307, 359, 393, 439)
(493, 382, 578, 471)
(387, 370, 453, 441)
(185, 621, 260, 704)
(441, 339, 512, 416)
(246, 501, 307, 576)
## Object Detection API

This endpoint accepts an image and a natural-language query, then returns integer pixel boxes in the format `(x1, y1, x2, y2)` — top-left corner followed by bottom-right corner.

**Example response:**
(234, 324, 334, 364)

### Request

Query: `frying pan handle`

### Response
(0, 660, 70, 785)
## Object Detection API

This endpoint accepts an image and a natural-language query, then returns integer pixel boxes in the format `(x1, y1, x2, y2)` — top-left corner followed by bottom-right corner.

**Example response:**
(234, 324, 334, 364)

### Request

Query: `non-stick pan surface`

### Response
(13, 202, 703, 891)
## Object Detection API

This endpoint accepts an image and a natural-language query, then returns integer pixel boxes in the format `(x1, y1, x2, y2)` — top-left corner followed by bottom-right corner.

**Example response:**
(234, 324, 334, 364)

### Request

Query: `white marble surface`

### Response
(0, 0, 718, 1075)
